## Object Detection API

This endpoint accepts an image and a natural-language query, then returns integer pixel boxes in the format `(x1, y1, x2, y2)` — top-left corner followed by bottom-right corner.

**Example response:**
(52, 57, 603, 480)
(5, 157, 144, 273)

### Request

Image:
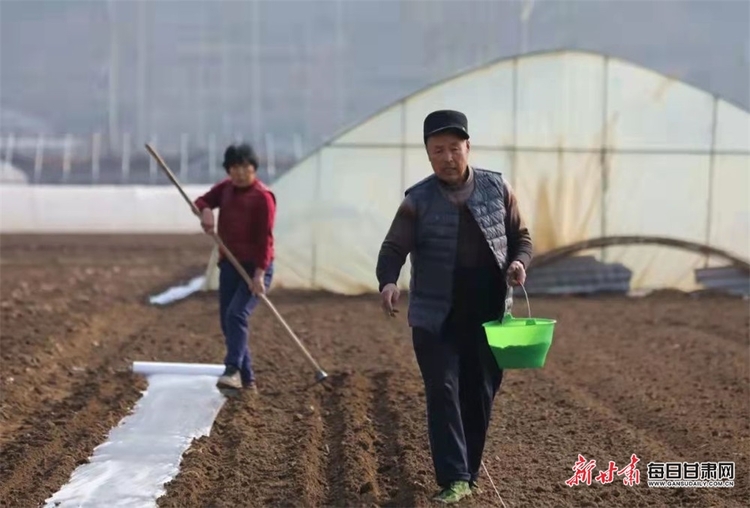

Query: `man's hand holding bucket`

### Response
(507, 260, 526, 286)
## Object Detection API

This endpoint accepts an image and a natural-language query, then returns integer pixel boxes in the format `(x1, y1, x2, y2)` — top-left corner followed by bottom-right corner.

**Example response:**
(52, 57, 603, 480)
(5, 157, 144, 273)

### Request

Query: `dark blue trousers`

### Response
(218, 259, 274, 385)
(412, 266, 505, 487)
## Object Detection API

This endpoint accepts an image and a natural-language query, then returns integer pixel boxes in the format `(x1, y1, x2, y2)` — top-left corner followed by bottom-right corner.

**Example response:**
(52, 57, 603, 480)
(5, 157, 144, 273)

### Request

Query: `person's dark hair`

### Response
(222, 143, 259, 171)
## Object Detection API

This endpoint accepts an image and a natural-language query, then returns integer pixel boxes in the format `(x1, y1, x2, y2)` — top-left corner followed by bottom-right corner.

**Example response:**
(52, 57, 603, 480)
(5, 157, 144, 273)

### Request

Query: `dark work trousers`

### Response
(412, 266, 505, 487)
(218, 258, 274, 385)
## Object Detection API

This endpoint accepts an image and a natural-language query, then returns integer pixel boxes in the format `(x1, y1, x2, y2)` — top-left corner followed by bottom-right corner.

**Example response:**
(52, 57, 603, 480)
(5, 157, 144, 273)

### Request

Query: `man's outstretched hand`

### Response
(380, 283, 400, 317)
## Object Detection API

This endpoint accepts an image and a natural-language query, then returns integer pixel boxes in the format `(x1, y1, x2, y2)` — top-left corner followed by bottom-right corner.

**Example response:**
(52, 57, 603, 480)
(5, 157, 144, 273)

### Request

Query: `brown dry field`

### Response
(0, 234, 748, 508)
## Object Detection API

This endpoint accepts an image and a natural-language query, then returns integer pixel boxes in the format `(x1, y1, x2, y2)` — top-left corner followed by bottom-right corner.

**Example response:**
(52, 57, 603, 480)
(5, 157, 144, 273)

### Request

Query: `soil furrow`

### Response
(0, 371, 145, 508)
(277, 389, 327, 507)
(321, 371, 381, 507)
(371, 370, 421, 507)
(642, 297, 749, 349)
(0, 302, 137, 441)
(158, 392, 301, 508)
(154, 397, 237, 508)
(154, 433, 220, 508)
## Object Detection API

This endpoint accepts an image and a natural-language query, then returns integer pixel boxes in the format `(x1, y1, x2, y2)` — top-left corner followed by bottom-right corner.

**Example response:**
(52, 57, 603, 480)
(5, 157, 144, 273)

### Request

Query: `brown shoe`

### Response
(243, 381, 258, 394)
(217, 367, 242, 390)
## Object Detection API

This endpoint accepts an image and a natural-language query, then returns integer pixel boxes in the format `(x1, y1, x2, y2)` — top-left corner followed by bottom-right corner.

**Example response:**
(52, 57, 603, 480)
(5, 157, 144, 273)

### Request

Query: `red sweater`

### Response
(194, 178, 276, 270)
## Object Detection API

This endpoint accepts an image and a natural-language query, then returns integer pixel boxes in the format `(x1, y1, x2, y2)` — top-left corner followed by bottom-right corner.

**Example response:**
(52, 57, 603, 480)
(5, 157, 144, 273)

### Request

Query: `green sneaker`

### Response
(469, 480, 483, 494)
(432, 481, 472, 504)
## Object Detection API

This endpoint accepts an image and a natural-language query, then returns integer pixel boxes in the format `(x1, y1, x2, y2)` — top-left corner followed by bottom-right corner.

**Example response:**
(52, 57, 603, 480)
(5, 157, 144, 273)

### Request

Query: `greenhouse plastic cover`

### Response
(257, 50, 749, 294)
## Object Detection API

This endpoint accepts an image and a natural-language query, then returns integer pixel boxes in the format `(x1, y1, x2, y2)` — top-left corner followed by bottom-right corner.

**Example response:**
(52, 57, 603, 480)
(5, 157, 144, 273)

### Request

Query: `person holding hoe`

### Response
(194, 142, 276, 392)
(376, 110, 533, 503)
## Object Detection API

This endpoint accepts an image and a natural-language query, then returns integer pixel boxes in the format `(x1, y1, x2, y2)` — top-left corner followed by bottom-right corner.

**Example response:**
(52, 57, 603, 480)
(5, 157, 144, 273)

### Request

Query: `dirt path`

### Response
(1, 235, 747, 508)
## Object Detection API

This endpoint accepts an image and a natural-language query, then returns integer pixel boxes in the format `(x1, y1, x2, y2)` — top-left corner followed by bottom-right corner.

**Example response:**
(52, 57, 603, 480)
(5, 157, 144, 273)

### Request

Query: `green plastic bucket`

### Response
(482, 285, 556, 369)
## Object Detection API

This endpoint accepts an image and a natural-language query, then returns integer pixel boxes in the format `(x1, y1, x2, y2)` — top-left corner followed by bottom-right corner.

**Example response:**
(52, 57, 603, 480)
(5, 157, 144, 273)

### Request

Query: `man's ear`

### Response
(466, 139, 471, 152)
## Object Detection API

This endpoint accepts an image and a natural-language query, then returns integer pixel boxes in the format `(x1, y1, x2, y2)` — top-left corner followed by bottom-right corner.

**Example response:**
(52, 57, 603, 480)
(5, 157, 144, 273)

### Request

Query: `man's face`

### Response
(425, 131, 470, 185)
(228, 163, 256, 187)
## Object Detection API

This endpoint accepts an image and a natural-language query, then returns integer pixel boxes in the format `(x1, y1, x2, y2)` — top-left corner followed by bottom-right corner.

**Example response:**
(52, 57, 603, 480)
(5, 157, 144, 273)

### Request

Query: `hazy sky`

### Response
(1, 0, 748, 155)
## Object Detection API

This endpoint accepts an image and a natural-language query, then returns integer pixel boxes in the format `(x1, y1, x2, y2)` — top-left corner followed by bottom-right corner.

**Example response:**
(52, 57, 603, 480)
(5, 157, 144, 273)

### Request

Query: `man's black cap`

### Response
(423, 110, 470, 143)
(222, 143, 258, 170)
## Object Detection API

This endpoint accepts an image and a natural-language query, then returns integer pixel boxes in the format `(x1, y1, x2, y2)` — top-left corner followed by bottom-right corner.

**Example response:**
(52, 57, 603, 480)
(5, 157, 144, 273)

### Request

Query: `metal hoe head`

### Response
(315, 370, 329, 383)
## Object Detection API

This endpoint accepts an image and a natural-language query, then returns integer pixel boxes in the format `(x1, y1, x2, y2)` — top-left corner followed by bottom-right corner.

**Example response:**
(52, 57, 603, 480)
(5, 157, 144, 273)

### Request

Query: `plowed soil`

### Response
(0, 234, 748, 508)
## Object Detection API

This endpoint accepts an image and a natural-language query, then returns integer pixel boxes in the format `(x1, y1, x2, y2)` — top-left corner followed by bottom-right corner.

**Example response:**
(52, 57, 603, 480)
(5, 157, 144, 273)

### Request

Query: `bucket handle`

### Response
(505, 283, 532, 320)
(519, 282, 531, 318)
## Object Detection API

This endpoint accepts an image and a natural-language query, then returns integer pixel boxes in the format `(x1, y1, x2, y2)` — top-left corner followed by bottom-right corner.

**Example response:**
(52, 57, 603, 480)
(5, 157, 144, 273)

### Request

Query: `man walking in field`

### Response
(194, 143, 276, 392)
(376, 110, 533, 503)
